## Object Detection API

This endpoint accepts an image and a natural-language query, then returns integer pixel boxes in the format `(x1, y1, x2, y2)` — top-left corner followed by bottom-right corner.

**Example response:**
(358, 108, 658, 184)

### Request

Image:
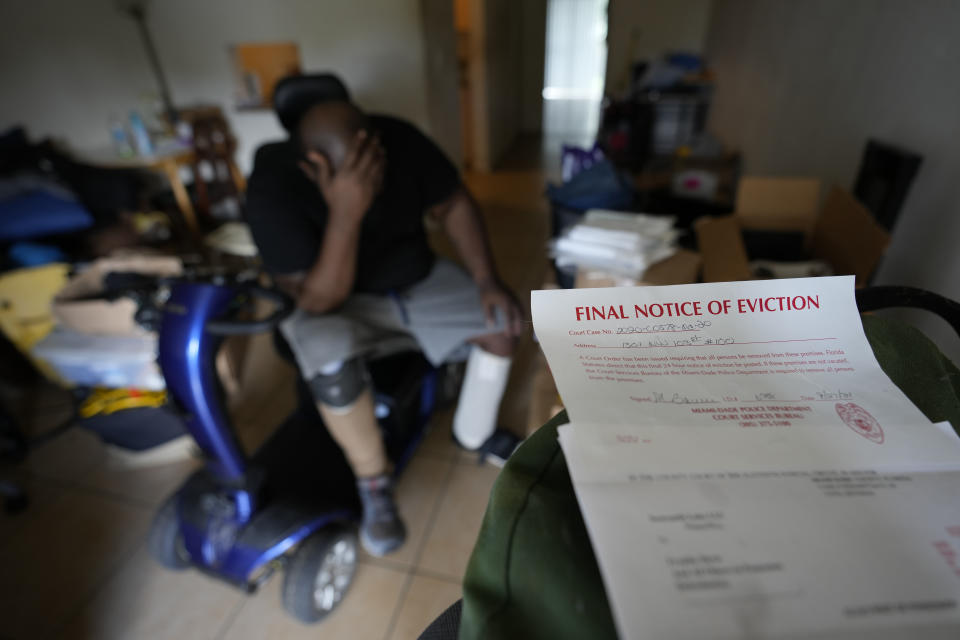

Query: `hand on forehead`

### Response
(299, 102, 366, 169)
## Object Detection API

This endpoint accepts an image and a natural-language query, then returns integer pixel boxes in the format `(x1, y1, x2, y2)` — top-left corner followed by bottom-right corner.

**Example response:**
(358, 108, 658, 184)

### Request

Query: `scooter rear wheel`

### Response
(282, 527, 358, 623)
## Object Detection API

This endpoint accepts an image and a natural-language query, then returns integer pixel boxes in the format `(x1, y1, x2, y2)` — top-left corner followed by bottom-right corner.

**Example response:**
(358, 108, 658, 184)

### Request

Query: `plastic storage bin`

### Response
(32, 328, 164, 390)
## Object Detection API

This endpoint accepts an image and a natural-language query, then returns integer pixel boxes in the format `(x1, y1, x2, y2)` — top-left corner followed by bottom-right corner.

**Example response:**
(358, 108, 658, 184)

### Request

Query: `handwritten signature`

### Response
(629, 390, 852, 405)
(630, 392, 720, 405)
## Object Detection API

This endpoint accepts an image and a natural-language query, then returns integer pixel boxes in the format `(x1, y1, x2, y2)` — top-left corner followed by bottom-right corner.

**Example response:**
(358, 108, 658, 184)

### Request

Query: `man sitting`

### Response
(244, 74, 523, 556)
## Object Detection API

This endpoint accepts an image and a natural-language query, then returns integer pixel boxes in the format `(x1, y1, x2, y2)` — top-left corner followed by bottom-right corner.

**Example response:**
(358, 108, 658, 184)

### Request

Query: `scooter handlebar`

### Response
(206, 285, 295, 336)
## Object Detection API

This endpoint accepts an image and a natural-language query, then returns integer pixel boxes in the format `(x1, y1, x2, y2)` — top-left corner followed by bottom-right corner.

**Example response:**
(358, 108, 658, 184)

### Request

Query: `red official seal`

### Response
(835, 402, 884, 444)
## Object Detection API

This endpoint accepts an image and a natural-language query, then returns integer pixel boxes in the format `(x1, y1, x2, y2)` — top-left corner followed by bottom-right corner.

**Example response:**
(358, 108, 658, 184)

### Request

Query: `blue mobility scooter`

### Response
(146, 270, 440, 622)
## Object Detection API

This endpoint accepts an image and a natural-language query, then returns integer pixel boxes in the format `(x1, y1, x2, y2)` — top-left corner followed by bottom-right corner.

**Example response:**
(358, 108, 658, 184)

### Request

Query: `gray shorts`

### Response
(280, 259, 501, 379)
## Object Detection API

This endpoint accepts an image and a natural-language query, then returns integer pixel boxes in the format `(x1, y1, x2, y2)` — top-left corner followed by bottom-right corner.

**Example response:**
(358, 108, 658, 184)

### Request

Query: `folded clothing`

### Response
(0, 189, 93, 241)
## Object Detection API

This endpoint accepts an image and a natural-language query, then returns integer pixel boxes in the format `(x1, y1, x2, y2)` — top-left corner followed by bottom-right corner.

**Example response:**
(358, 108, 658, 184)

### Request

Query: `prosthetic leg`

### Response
(452, 347, 516, 464)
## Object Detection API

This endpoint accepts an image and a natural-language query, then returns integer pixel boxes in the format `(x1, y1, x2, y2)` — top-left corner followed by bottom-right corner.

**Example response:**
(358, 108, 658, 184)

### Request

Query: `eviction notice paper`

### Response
(531, 276, 960, 639)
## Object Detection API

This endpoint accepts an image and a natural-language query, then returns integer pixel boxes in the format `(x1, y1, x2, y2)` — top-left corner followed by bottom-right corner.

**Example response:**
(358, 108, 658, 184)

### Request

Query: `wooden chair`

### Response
(178, 106, 246, 225)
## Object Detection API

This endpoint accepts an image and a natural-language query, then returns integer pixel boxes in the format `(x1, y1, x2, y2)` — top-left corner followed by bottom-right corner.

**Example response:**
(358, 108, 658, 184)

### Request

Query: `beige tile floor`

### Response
(0, 139, 553, 639)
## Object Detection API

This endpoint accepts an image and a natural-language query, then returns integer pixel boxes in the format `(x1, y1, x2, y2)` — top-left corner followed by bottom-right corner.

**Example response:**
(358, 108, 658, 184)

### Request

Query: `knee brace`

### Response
(309, 358, 370, 409)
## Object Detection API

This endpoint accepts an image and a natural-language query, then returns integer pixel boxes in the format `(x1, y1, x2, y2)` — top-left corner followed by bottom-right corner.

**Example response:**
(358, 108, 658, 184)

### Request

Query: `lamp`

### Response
(117, 0, 178, 122)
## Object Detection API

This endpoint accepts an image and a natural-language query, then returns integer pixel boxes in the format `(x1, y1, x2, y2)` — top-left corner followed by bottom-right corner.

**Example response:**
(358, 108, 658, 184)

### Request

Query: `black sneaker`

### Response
(356, 475, 406, 556)
(454, 429, 522, 467)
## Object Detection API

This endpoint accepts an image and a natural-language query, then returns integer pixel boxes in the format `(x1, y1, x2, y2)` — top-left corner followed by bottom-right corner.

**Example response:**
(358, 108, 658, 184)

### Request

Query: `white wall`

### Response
(604, 0, 714, 96)
(705, 0, 960, 362)
(0, 0, 432, 174)
(0, 1, 155, 154)
(420, 0, 464, 164)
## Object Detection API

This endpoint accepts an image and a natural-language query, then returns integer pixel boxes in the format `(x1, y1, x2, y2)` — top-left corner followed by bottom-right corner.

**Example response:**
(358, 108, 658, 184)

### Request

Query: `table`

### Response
(633, 152, 741, 209)
(79, 144, 201, 236)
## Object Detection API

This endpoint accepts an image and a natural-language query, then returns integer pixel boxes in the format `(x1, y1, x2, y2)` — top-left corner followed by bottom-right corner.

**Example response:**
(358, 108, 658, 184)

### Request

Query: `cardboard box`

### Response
(640, 248, 702, 285)
(696, 179, 890, 286)
(574, 248, 702, 288)
(810, 187, 891, 285)
(734, 176, 821, 235)
(532, 249, 702, 433)
(53, 254, 183, 336)
(694, 216, 754, 282)
(51, 253, 249, 399)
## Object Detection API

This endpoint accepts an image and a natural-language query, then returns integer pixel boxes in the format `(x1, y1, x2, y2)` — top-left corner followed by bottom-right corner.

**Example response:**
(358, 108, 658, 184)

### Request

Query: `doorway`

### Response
(541, 0, 608, 149)
(453, 0, 476, 168)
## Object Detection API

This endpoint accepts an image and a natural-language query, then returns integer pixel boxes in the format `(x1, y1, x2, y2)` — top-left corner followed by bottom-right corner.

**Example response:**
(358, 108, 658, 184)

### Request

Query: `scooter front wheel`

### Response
(148, 494, 191, 570)
(282, 526, 358, 623)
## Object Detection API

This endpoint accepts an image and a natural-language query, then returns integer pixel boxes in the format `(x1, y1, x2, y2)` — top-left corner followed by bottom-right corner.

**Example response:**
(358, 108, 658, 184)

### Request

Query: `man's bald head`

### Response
(297, 101, 368, 171)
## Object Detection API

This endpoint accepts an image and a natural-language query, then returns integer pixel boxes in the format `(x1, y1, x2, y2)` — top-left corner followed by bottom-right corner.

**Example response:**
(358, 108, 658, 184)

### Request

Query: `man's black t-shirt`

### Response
(244, 115, 460, 294)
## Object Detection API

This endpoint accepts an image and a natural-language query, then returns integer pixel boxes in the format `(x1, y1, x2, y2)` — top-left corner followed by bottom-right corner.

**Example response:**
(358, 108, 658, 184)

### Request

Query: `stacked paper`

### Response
(532, 277, 960, 640)
(552, 210, 678, 279)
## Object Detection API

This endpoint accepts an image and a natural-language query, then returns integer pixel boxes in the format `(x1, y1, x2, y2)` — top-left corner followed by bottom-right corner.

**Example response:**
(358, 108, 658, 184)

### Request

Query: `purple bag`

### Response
(560, 143, 605, 183)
